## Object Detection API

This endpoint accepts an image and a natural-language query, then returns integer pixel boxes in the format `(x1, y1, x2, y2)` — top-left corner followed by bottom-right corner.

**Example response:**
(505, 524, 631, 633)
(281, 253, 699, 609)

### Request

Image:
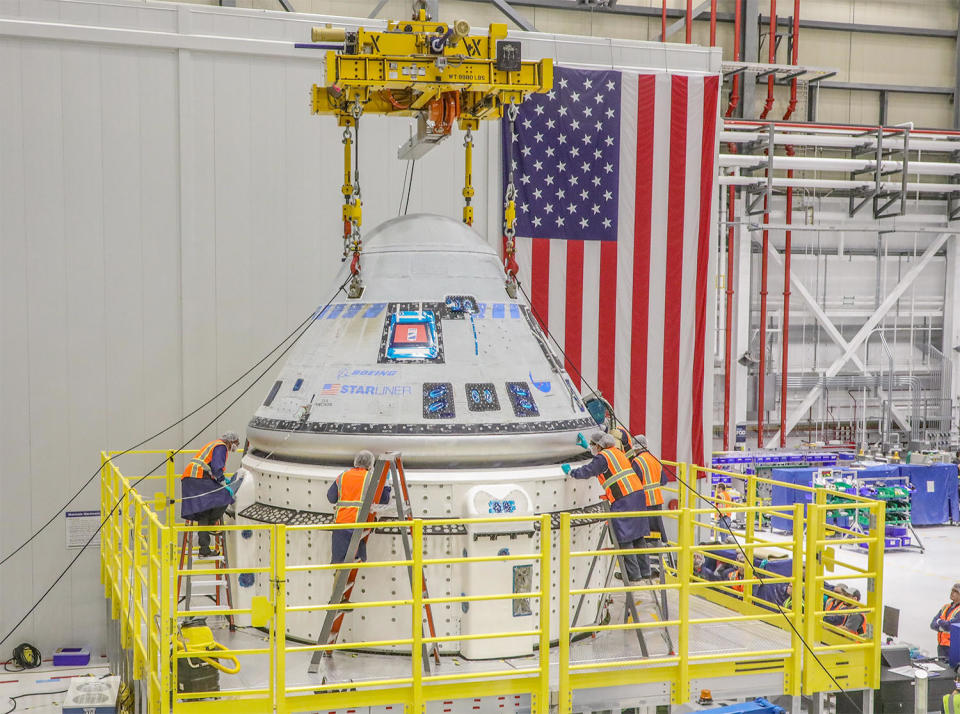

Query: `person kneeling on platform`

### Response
(180, 431, 241, 558)
(562, 432, 663, 582)
(327, 450, 392, 565)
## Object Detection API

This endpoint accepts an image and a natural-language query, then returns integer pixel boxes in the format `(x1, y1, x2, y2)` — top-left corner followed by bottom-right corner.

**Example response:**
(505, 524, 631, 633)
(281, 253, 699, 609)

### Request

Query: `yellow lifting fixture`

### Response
(307, 7, 553, 297)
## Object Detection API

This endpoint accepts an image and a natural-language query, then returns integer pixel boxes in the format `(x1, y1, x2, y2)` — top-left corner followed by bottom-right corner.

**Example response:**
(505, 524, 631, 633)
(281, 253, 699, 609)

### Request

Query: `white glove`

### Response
(369, 503, 394, 514)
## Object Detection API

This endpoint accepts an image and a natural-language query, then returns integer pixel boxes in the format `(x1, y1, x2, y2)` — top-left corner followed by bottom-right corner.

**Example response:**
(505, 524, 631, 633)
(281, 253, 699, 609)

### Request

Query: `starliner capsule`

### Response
(231, 213, 610, 658)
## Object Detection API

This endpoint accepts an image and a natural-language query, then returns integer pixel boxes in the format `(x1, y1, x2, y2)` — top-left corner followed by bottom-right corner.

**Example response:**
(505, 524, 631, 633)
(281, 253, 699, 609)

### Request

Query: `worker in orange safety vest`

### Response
(326, 450, 392, 564)
(562, 432, 663, 582)
(180, 431, 241, 558)
(932, 583, 960, 659)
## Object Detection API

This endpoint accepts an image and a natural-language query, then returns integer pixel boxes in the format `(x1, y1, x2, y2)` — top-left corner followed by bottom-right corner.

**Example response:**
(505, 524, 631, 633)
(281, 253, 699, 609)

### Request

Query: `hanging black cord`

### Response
(515, 278, 864, 714)
(0, 276, 351, 650)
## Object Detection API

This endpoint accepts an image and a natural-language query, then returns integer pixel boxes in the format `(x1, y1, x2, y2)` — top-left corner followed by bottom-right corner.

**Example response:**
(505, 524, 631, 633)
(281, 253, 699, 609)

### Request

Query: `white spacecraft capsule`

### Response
(235, 214, 607, 658)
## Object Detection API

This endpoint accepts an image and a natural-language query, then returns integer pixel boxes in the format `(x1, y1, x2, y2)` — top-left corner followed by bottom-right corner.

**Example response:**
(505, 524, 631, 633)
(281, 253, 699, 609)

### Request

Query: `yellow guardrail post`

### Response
(558, 513, 571, 714)
(679, 463, 690, 510)
(160, 520, 174, 714)
(120, 484, 131, 649)
(274, 524, 285, 713)
(677, 505, 692, 705)
(412, 519, 424, 714)
(100, 453, 108, 591)
(132, 501, 144, 679)
(865, 501, 885, 689)
(802, 497, 822, 694)
(537, 514, 550, 714)
(147, 516, 159, 713)
(745, 471, 757, 543)
(789, 503, 803, 696)
(165, 450, 176, 527)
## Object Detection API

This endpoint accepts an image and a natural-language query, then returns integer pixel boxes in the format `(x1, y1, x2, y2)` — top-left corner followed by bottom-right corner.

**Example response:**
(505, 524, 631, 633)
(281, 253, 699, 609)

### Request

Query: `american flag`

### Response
(502, 66, 720, 468)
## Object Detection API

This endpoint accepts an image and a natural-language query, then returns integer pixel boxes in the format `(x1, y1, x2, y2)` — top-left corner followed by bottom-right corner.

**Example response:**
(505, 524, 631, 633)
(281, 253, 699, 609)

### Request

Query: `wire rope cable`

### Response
(0, 276, 351, 651)
(403, 160, 417, 215)
(515, 278, 865, 714)
(398, 160, 412, 216)
(0, 298, 344, 568)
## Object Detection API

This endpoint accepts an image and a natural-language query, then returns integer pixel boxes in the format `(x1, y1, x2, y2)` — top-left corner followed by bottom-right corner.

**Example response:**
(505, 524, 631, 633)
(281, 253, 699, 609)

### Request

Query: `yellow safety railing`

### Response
(100, 450, 883, 713)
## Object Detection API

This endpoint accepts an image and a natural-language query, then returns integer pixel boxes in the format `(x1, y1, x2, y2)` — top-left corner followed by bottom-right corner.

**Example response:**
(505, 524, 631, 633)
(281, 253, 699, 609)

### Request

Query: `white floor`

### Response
(0, 656, 110, 714)
(875, 523, 960, 656)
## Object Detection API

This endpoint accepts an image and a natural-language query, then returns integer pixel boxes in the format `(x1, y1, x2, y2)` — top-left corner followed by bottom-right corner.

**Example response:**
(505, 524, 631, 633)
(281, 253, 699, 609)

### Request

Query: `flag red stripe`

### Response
(530, 238, 551, 332)
(692, 76, 719, 468)
(597, 240, 618, 404)
(629, 74, 657, 437)
(564, 240, 584, 389)
(661, 75, 689, 464)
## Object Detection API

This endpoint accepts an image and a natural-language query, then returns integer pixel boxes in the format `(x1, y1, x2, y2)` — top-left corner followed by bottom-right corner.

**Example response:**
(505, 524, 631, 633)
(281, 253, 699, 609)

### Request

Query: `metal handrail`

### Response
(100, 449, 884, 712)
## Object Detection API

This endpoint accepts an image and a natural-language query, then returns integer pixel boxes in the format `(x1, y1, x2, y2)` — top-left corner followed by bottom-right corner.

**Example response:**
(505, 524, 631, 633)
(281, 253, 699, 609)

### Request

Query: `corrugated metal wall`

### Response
(0, 0, 718, 656)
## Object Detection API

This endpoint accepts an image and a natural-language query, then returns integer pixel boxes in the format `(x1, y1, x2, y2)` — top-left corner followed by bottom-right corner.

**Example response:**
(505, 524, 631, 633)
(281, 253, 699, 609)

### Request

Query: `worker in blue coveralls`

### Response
(562, 432, 659, 582)
(180, 431, 241, 558)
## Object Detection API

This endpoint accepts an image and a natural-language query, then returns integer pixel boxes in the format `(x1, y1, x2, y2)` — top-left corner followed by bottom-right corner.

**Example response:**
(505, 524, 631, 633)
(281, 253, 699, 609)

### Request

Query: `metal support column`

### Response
(741, 0, 761, 118)
(943, 237, 960, 434)
(954, 6, 960, 129)
(491, 0, 537, 31)
(657, 0, 713, 41)
(807, 82, 818, 121)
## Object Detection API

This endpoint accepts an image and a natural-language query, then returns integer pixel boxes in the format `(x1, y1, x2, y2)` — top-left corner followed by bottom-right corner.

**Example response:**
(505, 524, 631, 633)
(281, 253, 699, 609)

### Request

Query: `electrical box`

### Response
(62, 676, 119, 714)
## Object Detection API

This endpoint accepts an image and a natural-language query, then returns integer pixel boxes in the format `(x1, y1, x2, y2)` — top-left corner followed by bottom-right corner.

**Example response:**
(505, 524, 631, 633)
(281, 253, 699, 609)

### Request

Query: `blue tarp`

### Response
(704, 548, 792, 607)
(769, 468, 815, 532)
(900, 464, 959, 525)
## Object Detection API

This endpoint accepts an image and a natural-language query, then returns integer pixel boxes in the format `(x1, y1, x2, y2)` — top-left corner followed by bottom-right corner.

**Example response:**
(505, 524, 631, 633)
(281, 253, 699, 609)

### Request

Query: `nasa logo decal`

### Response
(529, 373, 552, 393)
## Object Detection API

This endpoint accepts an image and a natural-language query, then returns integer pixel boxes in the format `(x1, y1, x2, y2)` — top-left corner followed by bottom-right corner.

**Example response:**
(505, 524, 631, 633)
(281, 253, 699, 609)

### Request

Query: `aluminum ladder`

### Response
(308, 452, 441, 675)
(177, 522, 235, 631)
(570, 502, 674, 656)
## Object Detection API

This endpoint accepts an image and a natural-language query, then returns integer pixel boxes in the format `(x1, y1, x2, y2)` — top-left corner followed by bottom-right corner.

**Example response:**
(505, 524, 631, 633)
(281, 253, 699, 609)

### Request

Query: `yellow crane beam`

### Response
(310, 16, 553, 129)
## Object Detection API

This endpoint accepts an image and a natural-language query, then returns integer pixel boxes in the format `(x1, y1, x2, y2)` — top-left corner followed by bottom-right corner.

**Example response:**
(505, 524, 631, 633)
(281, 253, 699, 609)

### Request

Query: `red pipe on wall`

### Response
(725, 0, 742, 117)
(758, 194, 769, 447)
(778, 0, 798, 448)
(662, 1, 667, 41)
(781, 0, 800, 121)
(723, 185, 737, 450)
(758, 0, 777, 119)
(710, 0, 718, 46)
(780, 176, 792, 448)
(686, 0, 694, 44)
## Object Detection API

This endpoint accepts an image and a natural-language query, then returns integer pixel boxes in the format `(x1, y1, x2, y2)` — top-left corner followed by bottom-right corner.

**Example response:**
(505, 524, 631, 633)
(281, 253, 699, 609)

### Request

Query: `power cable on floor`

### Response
(0, 295, 345, 568)
(2, 689, 68, 714)
(0, 276, 351, 651)
(516, 279, 865, 714)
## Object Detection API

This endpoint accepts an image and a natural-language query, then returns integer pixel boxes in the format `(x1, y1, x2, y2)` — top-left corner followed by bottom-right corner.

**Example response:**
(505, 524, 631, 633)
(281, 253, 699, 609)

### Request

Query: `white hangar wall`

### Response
(0, 0, 718, 656)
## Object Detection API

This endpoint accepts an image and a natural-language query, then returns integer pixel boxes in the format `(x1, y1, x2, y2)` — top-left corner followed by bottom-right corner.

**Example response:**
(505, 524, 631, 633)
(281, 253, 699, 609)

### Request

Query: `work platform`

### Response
(99, 451, 885, 713)
(193, 589, 792, 710)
